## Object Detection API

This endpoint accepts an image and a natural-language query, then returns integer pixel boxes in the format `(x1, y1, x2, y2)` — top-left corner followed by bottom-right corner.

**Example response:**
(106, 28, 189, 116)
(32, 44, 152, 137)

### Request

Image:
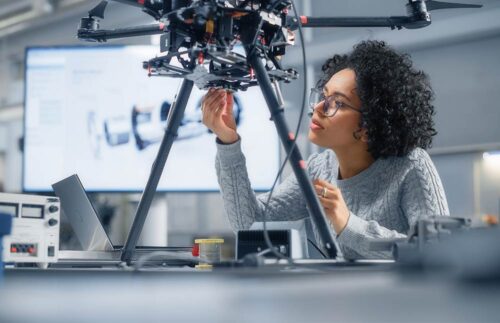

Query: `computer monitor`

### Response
(23, 45, 280, 192)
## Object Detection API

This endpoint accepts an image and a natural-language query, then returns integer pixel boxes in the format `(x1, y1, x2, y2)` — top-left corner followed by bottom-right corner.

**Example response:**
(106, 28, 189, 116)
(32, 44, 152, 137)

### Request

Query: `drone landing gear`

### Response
(120, 48, 337, 265)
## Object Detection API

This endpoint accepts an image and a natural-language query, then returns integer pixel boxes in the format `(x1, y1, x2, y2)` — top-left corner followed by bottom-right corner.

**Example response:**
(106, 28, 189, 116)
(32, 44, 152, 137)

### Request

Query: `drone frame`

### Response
(76, 0, 482, 265)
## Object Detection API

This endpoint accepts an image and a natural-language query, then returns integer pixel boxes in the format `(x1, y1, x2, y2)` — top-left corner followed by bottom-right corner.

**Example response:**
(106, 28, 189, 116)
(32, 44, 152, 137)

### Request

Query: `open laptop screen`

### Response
(52, 174, 114, 251)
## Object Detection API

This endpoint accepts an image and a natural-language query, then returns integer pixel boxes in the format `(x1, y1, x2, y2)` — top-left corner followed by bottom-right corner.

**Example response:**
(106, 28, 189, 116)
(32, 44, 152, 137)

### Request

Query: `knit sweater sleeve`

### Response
(336, 148, 449, 259)
(215, 138, 310, 232)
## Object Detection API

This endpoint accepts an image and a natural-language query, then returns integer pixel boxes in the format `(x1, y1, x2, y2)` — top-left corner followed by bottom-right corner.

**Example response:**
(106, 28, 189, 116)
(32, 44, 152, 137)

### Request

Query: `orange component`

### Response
(231, 12, 248, 18)
(300, 16, 308, 25)
(288, 132, 295, 140)
(10, 247, 17, 253)
(198, 53, 204, 65)
(482, 214, 499, 226)
(28, 247, 35, 254)
(250, 68, 254, 79)
(206, 20, 214, 34)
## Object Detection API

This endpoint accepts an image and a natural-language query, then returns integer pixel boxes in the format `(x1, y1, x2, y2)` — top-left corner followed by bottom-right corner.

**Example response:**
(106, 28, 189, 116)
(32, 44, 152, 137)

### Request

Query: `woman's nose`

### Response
(314, 101, 326, 115)
(308, 102, 322, 118)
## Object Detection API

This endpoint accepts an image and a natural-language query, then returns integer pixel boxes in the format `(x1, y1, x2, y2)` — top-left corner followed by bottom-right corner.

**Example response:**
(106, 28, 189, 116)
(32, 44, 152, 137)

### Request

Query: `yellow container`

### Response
(195, 238, 224, 264)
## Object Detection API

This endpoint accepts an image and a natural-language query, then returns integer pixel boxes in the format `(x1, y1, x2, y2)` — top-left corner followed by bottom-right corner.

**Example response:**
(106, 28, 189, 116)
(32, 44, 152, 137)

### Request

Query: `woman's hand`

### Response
(313, 179, 350, 235)
(201, 88, 239, 144)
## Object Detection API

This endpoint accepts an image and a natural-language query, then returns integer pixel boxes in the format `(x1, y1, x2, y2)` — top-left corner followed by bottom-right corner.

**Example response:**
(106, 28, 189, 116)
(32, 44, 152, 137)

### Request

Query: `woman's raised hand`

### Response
(201, 88, 239, 144)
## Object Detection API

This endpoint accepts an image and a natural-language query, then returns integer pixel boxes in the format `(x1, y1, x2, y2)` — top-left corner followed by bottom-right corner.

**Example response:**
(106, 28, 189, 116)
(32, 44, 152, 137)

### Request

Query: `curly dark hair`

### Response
(317, 40, 437, 159)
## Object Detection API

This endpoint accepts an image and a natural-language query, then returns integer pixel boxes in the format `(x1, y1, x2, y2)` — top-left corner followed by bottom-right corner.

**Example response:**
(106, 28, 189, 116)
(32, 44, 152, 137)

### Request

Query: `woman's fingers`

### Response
(314, 178, 336, 190)
(318, 197, 342, 217)
(314, 184, 323, 196)
(203, 90, 225, 112)
(318, 196, 337, 210)
(226, 92, 234, 113)
(313, 179, 339, 200)
(202, 88, 235, 134)
(313, 184, 339, 200)
(202, 89, 222, 107)
(215, 102, 225, 118)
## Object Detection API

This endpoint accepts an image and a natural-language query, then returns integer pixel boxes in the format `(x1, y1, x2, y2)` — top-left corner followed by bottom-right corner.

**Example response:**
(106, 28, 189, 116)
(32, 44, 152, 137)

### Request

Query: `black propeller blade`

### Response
(425, 0, 483, 11)
(89, 1, 108, 19)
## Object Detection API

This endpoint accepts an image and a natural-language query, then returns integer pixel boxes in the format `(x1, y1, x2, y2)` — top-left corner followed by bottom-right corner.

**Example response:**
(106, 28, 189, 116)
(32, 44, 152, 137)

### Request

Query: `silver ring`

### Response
(321, 187, 327, 198)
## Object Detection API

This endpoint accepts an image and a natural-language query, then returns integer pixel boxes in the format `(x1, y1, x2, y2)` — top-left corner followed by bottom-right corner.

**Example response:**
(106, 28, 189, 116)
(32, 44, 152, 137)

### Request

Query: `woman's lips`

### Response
(310, 120, 324, 130)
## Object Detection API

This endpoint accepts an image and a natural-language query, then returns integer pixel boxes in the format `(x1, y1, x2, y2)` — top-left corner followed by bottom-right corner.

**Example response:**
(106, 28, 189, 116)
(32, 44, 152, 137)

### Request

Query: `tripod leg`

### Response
(121, 79, 194, 264)
(246, 52, 337, 259)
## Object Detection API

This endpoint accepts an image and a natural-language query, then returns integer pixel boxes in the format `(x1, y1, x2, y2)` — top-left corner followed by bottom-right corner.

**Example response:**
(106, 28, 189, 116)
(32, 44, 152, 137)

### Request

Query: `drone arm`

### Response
(109, 0, 143, 7)
(288, 16, 422, 30)
(78, 23, 165, 42)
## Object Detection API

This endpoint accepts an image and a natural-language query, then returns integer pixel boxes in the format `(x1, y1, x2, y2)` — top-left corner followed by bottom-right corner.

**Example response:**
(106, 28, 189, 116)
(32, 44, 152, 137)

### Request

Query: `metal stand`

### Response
(121, 79, 193, 264)
(246, 50, 337, 259)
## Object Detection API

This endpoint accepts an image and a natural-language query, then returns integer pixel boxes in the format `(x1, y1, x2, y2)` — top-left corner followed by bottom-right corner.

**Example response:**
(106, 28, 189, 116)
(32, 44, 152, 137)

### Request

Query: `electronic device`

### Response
(74, 0, 482, 264)
(23, 45, 279, 192)
(236, 229, 305, 260)
(236, 220, 309, 259)
(52, 174, 190, 254)
(0, 193, 60, 269)
(52, 175, 114, 251)
(52, 174, 193, 267)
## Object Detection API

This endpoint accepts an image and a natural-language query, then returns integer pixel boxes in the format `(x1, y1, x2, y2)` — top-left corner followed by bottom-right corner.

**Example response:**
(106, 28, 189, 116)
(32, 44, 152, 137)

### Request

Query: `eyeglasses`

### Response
(308, 88, 361, 118)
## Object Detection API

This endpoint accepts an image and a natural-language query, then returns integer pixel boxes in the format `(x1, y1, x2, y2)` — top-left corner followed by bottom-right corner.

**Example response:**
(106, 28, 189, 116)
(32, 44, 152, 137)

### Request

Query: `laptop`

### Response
(53, 175, 115, 252)
(52, 174, 190, 264)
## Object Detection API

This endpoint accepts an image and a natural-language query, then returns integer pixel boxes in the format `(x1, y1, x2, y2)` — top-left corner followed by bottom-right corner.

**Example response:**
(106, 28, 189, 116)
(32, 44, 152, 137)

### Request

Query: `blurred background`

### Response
(0, 0, 499, 254)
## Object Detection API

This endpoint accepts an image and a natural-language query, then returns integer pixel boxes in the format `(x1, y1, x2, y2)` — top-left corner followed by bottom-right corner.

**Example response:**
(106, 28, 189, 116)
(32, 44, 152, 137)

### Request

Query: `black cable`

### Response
(260, 0, 309, 262)
(307, 238, 327, 259)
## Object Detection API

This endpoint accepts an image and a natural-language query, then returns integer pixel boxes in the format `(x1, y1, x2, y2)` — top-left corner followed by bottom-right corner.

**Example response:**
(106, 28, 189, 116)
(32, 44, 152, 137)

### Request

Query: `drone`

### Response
(76, 0, 482, 263)
(77, 0, 482, 91)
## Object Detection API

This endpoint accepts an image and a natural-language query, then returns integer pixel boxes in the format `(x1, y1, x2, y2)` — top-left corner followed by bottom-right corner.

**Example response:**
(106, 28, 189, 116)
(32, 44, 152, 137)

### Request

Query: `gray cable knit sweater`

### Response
(215, 139, 449, 259)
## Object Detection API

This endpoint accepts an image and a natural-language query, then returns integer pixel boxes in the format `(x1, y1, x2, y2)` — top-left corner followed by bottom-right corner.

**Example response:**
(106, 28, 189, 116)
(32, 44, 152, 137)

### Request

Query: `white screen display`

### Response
(23, 46, 280, 192)
(21, 205, 44, 218)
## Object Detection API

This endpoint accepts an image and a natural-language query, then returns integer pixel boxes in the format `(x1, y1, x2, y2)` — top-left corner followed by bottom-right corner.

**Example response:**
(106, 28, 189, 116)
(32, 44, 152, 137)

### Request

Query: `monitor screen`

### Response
(23, 46, 280, 192)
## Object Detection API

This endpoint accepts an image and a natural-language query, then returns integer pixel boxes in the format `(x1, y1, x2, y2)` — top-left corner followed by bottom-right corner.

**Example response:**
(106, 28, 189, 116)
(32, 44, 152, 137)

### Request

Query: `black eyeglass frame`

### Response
(308, 88, 361, 118)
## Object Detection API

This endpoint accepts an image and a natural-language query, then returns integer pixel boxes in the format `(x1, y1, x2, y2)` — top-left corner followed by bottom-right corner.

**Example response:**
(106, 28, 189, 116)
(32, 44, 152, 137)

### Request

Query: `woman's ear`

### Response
(353, 128, 369, 142)
(360, 128, 369, 143)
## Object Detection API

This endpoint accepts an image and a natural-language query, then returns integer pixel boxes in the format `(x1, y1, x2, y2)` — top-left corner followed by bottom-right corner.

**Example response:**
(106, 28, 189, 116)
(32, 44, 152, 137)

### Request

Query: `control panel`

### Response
(0, 193, 60, 268)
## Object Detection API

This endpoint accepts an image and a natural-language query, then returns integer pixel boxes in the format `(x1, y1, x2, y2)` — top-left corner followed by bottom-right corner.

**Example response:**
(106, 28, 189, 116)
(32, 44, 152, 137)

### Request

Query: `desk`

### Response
(1, 265, 499, 323)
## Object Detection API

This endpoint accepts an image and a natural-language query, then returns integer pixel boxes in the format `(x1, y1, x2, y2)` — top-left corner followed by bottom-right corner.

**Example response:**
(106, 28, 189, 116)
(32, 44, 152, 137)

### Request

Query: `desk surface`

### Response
(1, 265, 500, 323)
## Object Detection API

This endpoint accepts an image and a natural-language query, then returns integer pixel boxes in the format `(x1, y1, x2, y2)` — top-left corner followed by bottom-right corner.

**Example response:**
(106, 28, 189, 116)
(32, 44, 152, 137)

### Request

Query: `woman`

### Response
(201, 40, 449, 259)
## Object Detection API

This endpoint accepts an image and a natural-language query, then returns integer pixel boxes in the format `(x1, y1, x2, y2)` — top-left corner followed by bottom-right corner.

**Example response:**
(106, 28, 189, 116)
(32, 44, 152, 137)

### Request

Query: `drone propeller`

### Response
(88, 1, 108, 19)
(424, 0, 482, 11)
